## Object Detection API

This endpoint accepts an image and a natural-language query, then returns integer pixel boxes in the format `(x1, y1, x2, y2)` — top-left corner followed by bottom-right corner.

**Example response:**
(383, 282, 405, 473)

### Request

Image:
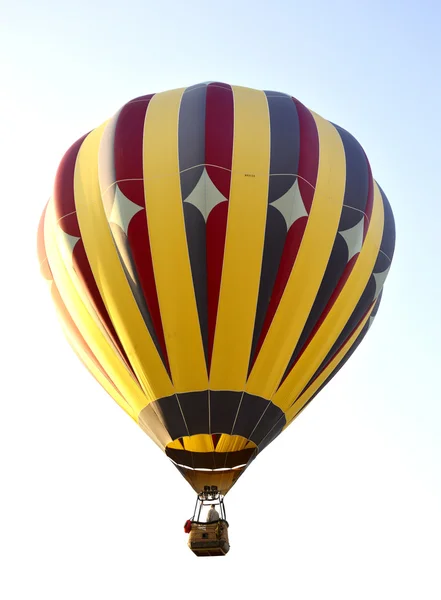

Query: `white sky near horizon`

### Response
(1, 1, 440, 598)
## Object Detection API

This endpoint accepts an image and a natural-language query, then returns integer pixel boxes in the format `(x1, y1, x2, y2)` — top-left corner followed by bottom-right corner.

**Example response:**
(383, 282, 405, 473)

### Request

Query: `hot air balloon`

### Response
(37, 82, 395, 556)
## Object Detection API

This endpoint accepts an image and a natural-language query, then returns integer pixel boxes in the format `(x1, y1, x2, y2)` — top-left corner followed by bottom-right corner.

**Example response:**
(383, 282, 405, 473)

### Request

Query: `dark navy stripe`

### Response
(378, 186, 396, 264)
(249, 206, 287, 368)
(281, 123, 372, 379)
(179, 85, 209, 365)
(231, 392, 285, 440)
(292, 317, 372, 416)
(316, 189, 394, 373)
(249, 94, 301, 369)
(333, 123, 370, 228)
(209, 391, 242, 434)
(179, 84, 207, 199)
(283, 232, 349, 376)
(322, 275, 377, 369)
(111, 226, 170, 371)
(177, 391, 209, 436)
(266, 92, 300, 203)
(145, 391, 286, 443)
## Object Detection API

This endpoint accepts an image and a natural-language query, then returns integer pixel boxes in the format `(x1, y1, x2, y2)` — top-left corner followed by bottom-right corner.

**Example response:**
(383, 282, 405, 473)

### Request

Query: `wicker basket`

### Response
(188, 520, 230, 557)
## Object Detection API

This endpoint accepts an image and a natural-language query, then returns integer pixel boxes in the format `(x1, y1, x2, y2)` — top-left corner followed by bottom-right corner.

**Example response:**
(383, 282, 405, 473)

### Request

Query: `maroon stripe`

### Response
(206, 203, 229, 366)
(299, 301, 374, 398)
(53, 135, 88, 235)
(39, 205, 125, 398)
(251, 216, 308, 365)
(205, 83, 234, 368)
(363, 157, 374, 239)
(114, 95, 154, 203)
(205, 83, 233, 197)
(249, 100, 317, 363)
(212, 433, 221, 448)
(51, 283, 126, 399)
(52, 133, 135, 377)
(37, 204, 52, 280)
(292, 99, 319, 213)
(113, 96, 170, 369)
(127, 205, 169, 370)
(280, 253, 358, 382)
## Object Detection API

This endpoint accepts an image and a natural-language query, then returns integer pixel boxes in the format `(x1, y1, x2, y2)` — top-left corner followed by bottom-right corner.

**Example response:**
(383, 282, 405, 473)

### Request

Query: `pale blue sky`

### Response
(1, 1, 440, 598)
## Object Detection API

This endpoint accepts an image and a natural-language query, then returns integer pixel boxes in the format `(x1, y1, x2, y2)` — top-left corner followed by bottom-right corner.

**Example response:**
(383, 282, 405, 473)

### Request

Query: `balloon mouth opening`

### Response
(164, 433, 257, 470)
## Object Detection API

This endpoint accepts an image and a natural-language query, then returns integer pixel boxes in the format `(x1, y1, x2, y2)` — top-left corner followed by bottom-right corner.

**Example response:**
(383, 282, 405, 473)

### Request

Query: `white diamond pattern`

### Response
(108, 184, 143, 234)
(184, 168, 227, 221)
(270, 178, 307, 229)
(339, 217, 365, 262)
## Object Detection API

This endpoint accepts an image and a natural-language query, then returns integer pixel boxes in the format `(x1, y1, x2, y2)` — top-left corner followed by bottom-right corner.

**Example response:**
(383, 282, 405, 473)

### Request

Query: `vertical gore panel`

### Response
(155, 395, 189, 441)
(274, 181, 384, 411)
(249, 401, 286, 446)
(249, 207, 287, 367)
(252, 215, 308, 363)
(292, 98, 319, 212)
(179, 84, 209, 365)
(98, 109, 168, 373)
(178, 391, 210, 436)
(143, 88, 208, 393)
(265, 91, 300, 203)
(44, 199, 150, 417)
(246, 112, 346, 402)
(315, 187, 394, 375)
(378, 187, 396, 263)
(179, 84, 207, 199)
(303, 303, 377, 415)
(209, 391, 242, 434)
(113, 95, 170, 370)
(53, 136, 131, 369)
(209, 86, 270, 391)
(249, 93, 300, 367)
(333, 125, 370, 227)
(283, 124, 372, 375)
(39, 208, 128, 409)
(249, 98, 318, 370)
(74, 123, 174, 406)
(258, 421, 285, 452)
(231, 393, 272, 439)
(297, 322, 371, 419)
(284, 303, 375, 425)
(205, 83, 234, 367)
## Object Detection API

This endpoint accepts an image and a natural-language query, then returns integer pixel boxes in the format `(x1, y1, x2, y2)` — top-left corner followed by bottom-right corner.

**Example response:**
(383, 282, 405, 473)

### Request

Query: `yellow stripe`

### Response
(74, 122, 174, 406)
(168, 434, 257, 453)
(283, 303, 375, 425)
(209, 86, 270, 390)
(215, 434, 254, 453)
(273, 181, 384, 411)
(44, 199, 149, 416)
(246, 113, 346, 399)
(183, 434, 215, 453)
(167, 439, 184, 450)
(143, 88, 208, 392)
(60, 319, 137, 422)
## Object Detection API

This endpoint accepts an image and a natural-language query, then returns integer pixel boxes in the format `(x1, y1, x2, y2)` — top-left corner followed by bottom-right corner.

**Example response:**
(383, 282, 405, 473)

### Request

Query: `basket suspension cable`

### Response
(192, 494, 199, 521)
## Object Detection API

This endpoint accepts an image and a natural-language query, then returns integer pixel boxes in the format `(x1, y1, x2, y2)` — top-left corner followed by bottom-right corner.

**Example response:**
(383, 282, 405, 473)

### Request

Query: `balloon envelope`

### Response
(38, 83, 395, 494)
